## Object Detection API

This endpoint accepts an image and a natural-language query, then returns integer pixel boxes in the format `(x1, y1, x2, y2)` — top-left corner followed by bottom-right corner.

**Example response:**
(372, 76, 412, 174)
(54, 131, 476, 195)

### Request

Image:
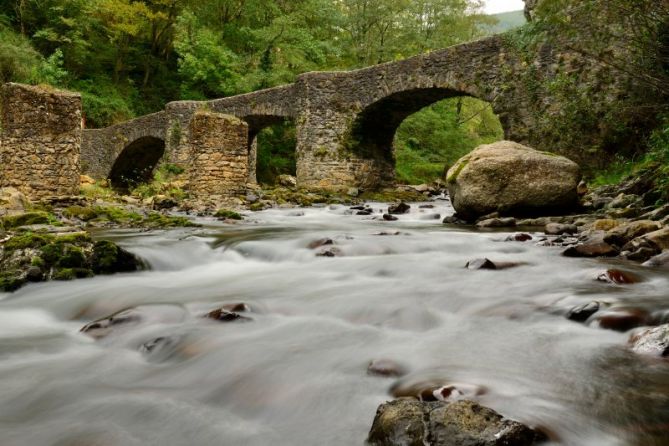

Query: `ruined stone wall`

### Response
(0, 83, 82, 199)
(186, 112, 249, 200)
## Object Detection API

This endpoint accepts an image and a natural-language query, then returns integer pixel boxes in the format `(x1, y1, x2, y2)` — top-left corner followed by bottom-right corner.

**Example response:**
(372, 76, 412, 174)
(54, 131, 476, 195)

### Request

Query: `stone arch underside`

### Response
(348, 87, 486, 186)
(109, 136, 165, 191)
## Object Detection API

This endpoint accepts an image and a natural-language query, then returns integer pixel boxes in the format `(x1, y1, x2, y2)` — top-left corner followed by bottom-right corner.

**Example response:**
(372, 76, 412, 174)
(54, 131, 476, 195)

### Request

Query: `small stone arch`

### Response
(109, 136, 165, 191)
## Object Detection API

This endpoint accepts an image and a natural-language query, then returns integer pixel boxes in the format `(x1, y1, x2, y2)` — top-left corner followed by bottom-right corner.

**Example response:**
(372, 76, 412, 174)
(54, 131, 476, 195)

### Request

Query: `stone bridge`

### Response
(72, 32, 628, 199)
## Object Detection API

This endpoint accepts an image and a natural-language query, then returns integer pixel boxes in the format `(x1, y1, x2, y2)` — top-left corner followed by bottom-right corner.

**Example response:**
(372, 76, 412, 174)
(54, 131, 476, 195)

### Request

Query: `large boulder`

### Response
(446, 141, 581, 221)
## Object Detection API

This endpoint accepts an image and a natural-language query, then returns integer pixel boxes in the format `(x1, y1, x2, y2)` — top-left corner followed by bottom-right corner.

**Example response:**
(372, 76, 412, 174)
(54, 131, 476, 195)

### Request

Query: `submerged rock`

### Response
(367, 359, 409, 378)
(80, 304, 187, 339)
(466, 258, 526, 270)
(383, 214, 398, 221)
(368, 399, 544, 446)
(390, 379, 485, 402)
(307, 238, 334, 249)
(588, 309, 649, 332)
(446, 141, 580, 221)
(205, 308, 251, 322)
(643, 251, 669, 269)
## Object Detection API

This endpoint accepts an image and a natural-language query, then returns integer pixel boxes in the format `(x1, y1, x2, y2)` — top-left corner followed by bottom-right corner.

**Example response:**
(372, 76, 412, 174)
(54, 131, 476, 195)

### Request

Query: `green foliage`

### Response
(394, 97, 503, 184)
(256, 121, 297, 185)
(0, 23, 43, 83)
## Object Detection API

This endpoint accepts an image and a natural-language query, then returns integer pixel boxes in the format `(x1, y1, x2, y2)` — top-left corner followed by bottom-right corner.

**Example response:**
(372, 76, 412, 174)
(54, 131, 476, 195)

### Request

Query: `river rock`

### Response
(596, 269, 642, 285)
(383, 214, 398, 221)
(640, 204, 669, 221)
(604, 220, 662, 246)
(588, 309, 649, 332)
(562, 233, 619, 258)
(608, 193, 639, 209)
(476, 217, 516, 228)
(80, 304, 187, 339)
(388, 202, 411, 215)
(443, 215, 468, 225)
(368, 359, 409, 378)
(566, 301, 603, 322)
(308, 238, 334, 249)
(391, 379, 485, 402)
(643, 251, 669, 269)
(446, 141, 580, 221)
(506, 233, 533, 242)
(205, 308, 251, 322)
(629, 325, 669, 357)
(466, 258, 526, 270)
(368, 399, 543, 446)
(591, 219, 620, 231)
(545, 223, 577, 235)
(636, 228, 669, 250)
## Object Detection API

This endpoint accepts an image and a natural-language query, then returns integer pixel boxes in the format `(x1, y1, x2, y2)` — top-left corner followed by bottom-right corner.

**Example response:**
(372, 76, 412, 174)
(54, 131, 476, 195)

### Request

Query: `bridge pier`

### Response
(0, 83, 82, 199)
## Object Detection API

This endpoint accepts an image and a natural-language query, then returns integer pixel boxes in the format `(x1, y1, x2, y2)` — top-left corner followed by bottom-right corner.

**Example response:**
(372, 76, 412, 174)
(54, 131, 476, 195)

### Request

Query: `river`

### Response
(1, 200, 668, 446)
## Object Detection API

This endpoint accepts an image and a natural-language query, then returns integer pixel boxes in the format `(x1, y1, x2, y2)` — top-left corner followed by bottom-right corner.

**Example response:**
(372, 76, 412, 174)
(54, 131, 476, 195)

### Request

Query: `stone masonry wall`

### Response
(186, 112, 249, 200)
(0, 83, 82, 199)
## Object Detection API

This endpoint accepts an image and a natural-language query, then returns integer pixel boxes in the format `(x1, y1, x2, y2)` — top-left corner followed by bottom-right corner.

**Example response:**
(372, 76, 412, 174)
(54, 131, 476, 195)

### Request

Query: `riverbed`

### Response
(1, 201, 668, 446)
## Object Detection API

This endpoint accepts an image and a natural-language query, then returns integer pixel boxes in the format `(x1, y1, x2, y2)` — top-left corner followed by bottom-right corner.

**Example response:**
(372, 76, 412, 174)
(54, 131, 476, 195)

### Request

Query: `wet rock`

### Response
(629, 325, 669, 357)
(419, 204, 435, 209)
(608, 193, 640, 209)
(446, 141, 580, 221)
(562, 234, 619, 258)
(367, 399, 428, 446)
(388, 202, 411, 215)
(622, 247, 658, 262)
(420, 213, 441, 221)
(588, 309, 649, 332)
(205, 308, 251, 322)
(466, 258, 526, 270)
(80, 305, 187, 339)
(391, 379, 486, 402)
(429, 400, 543, 446)
(373, 231, 402, 236)
(139, 335, 183, 362)
(577, 180, 588, 197)
(368, 399, 543, 446)
(642, 251, 669, 269)
(357, 208, 374, 216)
(443, 215, 468, 225)
(307, 238, 334, 249)
(350, 205, 367, 211)
(476, 217, 516, 228)
(91, 240, 143, 274)
(465, 258, 496, 270)
(316, 247, 343, 257)
(383, 214, 398, 221)
(25, 266, 43, 282)
(506, 233, 533, 242)
(596, 269, 642, 285)
(367, 359, 409, 378)
(566, 301, 602, 322)
(545, 223, 577, 235)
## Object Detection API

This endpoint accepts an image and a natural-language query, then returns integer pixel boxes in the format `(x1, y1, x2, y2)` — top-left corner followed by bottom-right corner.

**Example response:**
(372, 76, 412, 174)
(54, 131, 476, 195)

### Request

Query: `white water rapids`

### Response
(1, 201, 669, 446)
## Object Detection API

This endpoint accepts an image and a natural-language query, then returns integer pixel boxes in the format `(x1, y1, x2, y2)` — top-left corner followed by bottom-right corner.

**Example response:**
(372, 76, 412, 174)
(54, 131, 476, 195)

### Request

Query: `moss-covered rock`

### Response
(0, 231, 143, 292)
(214, 209, 243, 220)
(0, 212, 58, 230)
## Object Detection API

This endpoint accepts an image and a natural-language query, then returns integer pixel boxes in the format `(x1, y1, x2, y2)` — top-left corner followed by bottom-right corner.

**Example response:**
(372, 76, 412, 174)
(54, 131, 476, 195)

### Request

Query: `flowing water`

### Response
(1, 201, 669, 446)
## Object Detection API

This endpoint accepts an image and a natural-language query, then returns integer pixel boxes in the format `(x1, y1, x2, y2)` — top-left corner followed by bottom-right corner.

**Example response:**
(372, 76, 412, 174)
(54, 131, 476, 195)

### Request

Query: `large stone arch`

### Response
(109, 136, 166, 191)
(293, 37, 510, 190)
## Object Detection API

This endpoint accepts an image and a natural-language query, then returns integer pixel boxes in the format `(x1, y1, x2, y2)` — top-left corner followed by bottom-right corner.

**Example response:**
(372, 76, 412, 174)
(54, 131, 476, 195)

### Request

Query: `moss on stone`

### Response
(249, 202, 266, 211)
(144, 212, 199, 228)
(447, 159, 469, 184)
(0, 212, 58, 230)
(0, 271, 25, 292)
(57, 246, 87, 268)
(92, 240, 142, 274)
(214, 209, 243, 220)
(4, 232, 51, 250)
(64, 205, 99, 221)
